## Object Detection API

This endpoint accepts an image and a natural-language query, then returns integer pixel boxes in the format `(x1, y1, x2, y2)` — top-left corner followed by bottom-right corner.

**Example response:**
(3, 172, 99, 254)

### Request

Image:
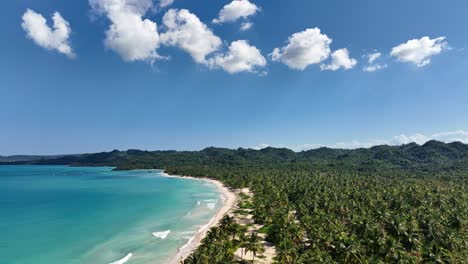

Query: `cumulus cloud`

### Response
(240, 22, 253, 31)
(393, 133, 429, 145)
(208, 40, 266, 74)
(160, 9, 222, 64)
(252, 143, 271, 150)
(395, 130, 468, 145)
(363, 52, 387, 72)
(21, 9, 74, 58)
(367, 52, 381, 64)
(91, 0, 154, 14)
(212, 0, 260, 24)
(89, 0, 161, 62)
(390, 36, 448, 67)
(363, 64, 387, 72)
(270, 28, 332, 70)
(159, 0, 174, 8)
(320, 48, 357, 71)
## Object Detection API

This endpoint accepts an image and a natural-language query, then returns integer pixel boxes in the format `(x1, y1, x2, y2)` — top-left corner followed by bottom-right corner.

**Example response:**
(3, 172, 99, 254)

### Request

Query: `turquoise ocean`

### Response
(0, 166, 222, 264)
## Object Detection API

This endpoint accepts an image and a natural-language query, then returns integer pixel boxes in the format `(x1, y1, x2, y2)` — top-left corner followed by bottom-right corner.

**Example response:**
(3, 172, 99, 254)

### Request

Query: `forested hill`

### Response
(0, 154, 79, 163)
(5, 140, 468, 174)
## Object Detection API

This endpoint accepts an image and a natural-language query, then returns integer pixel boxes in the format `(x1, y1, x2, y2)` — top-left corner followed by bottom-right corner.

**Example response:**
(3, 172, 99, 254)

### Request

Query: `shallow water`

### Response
(0, 165, 221, 264)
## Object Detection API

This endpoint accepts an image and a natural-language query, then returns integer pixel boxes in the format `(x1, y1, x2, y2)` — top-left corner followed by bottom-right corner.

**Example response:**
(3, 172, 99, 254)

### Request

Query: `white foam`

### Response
(109, 253, 133, 264)
(179, 235, 195, 252)
(206, 203, 216, 209)
(178, 217, 216, 253)
(198, 216, 216, 234)
(180, 230, 196, 239)
(152, 230, 171, 239)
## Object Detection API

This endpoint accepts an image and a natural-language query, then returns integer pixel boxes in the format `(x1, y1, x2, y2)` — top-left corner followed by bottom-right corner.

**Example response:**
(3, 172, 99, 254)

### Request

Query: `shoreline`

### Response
(160, 171, 237, 264)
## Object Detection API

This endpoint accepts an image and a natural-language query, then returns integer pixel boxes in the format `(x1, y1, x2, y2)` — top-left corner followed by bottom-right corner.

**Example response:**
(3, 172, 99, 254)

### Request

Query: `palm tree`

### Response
(237, 230, 248, 259)
(219, 215, 235, 230)
(275, 247, 294, 264)
(177, 155, 466, 263)
(245, 232, 265, 262)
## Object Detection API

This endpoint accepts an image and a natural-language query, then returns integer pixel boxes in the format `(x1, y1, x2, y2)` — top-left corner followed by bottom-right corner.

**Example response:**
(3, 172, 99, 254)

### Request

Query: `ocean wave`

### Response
(198, 216, 216, 234)
(180, 230, 196, 239)
(203, 199, 217, 203)
(181, 230, 196, 235)
(179, 235, 195, 252)
(152, 230, 171, 239)
(178, 217, 215, 253)
(109, 253, 133, 264)
(206, 203, 216, 209)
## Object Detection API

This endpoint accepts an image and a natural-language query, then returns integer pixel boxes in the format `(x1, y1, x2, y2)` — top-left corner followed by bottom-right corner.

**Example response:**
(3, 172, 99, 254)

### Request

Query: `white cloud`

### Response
(240, 22, 253, 31)
(390, 36, 448, 67)
(208, 40, 266, 74)
(160, 9, 222, 64)
(363, 64, 387, 72)
(340, 131, 468, 149)
(320, 48, 357, 71)
(92, 0, 154, 14)
(159, 0, 174, 8)
(331, 139, 390, 149)
(368, 52, 381, 64)
(270, 28, 332, 70)
(363, 52, 387, 72)
(423, 130, 468, 144)
(252, 143, 271, 150)
(90, 0, 161, 62)
(21, 9, 74, 58)
(393, 133, 429, 145)
(212, 0, 260, 24)
(393, 131, 468, 145)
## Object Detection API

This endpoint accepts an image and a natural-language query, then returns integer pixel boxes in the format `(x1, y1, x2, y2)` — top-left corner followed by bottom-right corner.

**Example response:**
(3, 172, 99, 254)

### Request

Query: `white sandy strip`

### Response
(160, 172, 237, 264)
(109, 253, 133, 264)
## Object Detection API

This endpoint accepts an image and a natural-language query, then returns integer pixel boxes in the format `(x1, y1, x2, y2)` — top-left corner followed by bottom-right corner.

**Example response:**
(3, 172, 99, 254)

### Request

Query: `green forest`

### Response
(5, 141, 467, 263)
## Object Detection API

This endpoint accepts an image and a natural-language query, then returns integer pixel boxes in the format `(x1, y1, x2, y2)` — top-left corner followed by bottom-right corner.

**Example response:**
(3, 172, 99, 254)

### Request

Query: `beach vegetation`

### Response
(12, 141, 468, 263)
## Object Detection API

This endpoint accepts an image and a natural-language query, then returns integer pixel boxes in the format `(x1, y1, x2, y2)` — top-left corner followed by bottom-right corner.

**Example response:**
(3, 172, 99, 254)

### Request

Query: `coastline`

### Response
(160, 172, 237, 264)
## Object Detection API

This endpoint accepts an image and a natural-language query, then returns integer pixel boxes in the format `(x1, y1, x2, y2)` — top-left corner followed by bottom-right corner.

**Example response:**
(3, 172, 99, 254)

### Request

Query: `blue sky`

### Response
(1, 0, 468, 155)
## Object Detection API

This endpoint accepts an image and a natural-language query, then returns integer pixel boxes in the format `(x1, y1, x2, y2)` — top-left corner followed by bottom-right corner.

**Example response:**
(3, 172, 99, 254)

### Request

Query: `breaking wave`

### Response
(109, 253, 133, 264)
(152, 230, 171, 239)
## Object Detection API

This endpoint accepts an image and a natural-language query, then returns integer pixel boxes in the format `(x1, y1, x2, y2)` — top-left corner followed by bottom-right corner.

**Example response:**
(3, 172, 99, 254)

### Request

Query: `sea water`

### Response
(0, 165, 222, 264)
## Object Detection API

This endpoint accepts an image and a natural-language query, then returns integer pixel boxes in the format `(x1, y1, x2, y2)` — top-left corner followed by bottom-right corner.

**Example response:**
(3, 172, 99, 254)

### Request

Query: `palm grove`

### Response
(7, 141, 468, 263)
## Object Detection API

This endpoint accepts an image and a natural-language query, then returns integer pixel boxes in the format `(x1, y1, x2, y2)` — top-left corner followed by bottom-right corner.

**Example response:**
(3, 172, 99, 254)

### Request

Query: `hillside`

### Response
(6, 141, 468, 175)
(0, 154, 80, 163)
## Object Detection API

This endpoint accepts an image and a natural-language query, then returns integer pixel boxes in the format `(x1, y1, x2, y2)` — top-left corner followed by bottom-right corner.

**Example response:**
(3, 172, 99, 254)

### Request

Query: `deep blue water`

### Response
(0, 166, 221, 264)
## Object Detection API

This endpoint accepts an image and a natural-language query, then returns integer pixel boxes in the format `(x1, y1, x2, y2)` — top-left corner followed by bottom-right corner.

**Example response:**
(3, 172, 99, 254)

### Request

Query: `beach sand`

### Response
(161, 172, 237, 264)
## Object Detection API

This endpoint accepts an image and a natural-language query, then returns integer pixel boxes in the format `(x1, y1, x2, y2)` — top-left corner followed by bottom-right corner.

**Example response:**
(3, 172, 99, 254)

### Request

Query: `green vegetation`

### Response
(234, 209, 250, 216)
(239, 201, 253, 209)
(5, 141, 468, 263)
(8, 140, 468, 175)
(257, 225, 270, 234)
(184, 215, 247, 263)
(0, 154, 80, 163)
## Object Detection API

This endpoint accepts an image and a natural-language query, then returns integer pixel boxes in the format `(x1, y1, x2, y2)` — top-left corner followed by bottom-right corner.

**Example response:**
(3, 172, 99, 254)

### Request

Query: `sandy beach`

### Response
(161, 172, 237, 264)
